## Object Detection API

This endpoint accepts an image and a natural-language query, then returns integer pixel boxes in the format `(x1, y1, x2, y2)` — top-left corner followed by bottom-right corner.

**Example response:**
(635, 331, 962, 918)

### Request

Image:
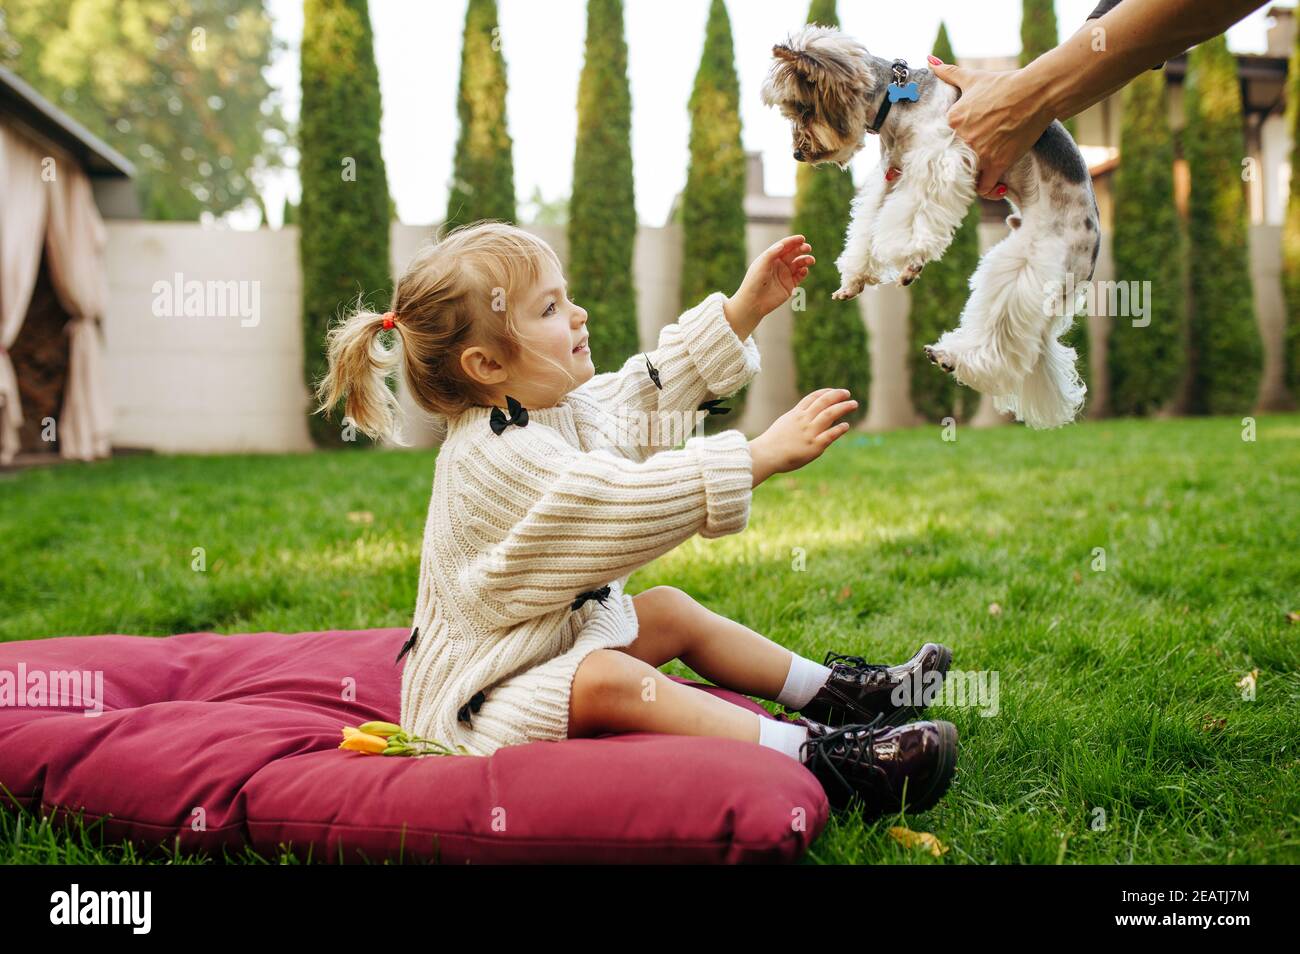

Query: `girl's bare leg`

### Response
(567, 648, 762, 742)
(617, 585, 798, 700)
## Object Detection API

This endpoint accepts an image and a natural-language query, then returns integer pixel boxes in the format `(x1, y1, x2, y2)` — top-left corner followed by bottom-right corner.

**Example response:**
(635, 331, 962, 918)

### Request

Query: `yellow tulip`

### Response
(339, 731, 388, 754)
(358, 720, 403, 738)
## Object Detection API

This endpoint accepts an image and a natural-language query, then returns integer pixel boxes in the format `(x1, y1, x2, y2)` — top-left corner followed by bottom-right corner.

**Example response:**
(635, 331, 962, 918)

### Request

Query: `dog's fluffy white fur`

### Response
(761, 24, 1100, 428)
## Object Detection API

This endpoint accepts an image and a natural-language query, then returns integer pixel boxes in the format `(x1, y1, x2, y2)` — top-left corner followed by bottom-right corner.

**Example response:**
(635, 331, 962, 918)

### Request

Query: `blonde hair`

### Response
(313, 219, 579, 446)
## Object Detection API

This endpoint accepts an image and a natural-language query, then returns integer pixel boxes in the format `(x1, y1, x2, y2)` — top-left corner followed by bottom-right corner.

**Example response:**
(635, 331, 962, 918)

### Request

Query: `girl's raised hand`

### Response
(730, 235, 815, 321)
(748, 388, 857, 487)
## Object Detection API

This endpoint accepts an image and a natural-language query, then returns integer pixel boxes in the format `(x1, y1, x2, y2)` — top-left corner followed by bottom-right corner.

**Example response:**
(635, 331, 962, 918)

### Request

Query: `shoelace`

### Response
(823, 650, 893, 686)
(799, 711, 888, 799)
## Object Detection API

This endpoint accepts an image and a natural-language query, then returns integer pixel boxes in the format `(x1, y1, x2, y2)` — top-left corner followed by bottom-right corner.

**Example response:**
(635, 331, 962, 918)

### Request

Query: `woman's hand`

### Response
(748, 388, 857, 488)
(723, 235, 815, 339)
(928, 2, 1274, 197)
(927, 58, 1056, 199)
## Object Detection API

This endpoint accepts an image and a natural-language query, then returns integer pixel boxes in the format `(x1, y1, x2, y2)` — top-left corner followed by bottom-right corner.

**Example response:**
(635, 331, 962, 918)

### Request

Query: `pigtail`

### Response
(313, 298, 410, 447)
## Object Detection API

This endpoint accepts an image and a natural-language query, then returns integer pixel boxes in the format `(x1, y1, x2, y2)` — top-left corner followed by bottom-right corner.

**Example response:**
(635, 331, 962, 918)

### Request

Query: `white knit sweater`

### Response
(398, 290, 761, 757)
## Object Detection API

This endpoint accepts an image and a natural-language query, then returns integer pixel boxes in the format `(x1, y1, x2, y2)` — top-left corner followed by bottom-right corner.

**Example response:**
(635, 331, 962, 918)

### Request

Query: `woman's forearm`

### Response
(1028, 0, 1271, 122)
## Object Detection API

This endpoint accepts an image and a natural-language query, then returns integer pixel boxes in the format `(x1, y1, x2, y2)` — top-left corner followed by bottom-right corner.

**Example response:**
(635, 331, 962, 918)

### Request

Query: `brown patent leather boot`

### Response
(794, 713, 959, 815)
(790, 643, 952, 728)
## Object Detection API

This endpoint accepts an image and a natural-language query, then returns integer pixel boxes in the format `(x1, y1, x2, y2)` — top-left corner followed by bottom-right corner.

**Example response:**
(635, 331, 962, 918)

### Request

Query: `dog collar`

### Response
(867, 59, 920, 135)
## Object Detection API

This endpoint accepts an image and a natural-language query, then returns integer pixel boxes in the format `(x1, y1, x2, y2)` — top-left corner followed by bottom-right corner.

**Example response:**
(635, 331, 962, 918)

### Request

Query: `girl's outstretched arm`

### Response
(456, 421, 752, 625)
(567, 234, 813, 457)
(568, 290, 760, 462)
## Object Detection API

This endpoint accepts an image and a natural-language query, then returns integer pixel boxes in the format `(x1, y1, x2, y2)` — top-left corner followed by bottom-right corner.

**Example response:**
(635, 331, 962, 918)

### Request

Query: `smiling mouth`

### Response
(572, 341, 589, 354)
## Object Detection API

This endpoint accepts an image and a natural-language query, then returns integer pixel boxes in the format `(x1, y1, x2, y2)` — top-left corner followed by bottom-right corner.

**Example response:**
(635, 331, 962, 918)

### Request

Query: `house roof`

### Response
(0, 65, 133, 177)
(1088, 156, 1120, 178)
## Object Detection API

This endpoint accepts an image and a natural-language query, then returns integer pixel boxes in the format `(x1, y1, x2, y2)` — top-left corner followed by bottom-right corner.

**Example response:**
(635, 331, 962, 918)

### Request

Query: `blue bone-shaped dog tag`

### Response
(887, 81, 919, 103)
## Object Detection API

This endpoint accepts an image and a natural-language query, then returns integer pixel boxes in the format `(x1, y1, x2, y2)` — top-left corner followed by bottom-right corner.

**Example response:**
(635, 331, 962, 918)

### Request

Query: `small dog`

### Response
(760, 24, 1099, 428)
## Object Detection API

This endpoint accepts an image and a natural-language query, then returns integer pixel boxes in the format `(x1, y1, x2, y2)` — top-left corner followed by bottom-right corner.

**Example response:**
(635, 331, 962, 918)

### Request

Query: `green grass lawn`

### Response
(2, 414, 1298, 864)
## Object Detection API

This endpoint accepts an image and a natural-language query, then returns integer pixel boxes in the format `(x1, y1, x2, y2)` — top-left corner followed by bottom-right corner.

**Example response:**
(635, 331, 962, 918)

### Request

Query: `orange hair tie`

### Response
(381, 311, 398, 329)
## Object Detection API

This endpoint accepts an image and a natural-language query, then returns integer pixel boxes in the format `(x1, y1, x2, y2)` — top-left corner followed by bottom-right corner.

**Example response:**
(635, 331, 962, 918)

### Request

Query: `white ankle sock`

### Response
(775, 653, 833, 710)
(757, 716, 810, 762)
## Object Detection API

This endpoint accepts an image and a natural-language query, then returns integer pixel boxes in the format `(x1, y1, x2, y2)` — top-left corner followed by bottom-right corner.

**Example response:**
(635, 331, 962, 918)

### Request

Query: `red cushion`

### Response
(0, 627, 828, 863)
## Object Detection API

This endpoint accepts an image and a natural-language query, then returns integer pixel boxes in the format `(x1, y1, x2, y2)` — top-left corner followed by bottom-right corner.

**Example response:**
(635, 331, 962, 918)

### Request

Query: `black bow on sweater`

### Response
(457, 690, 486, 723)
(698, 398, 730, 416)
(489, 395, 529, 435)
(395, 626, 418, 665)
(644, 354, 662, 390)
(571, 585, 611, 611)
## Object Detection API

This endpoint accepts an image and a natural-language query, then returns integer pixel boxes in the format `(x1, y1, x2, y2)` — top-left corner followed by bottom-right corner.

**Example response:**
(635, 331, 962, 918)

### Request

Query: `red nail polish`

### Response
(927, 54, 943, 66)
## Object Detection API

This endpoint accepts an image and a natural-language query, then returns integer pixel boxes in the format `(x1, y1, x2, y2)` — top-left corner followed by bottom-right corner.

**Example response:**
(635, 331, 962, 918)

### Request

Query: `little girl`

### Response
(315, 220, 958, 816)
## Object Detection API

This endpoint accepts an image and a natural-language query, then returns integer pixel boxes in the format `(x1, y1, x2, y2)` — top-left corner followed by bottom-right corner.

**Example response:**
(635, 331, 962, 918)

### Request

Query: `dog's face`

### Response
(760, 24, 876, 170)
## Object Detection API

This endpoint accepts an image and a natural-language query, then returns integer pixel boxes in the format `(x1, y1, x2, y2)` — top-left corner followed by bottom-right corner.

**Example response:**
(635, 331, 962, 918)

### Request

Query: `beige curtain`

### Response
(0, 123, 47, 464)
(0, 121, 112, 464)
(46, 160, 112, 461)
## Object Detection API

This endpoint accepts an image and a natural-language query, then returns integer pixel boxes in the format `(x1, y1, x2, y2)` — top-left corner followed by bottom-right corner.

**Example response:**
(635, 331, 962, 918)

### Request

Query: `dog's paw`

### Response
(924, 345, 956, 375)
(832, 273, 878, 300)
(900, 260, 926, 286)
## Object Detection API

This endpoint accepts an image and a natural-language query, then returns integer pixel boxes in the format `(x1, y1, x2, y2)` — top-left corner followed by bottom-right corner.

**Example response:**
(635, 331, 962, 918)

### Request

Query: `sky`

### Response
(251, 0, 1282, 229)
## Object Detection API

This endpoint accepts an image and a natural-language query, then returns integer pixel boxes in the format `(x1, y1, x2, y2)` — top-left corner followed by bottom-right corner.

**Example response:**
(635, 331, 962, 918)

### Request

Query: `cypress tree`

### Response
(680, 0, 751, 432)
(1183, 36, 1262, 414)
(1280, 18, 1300, 403)
(909, 23, 979, 424)
(1107, 68, 1187, 416)
(299, 0, 391, 447)
(570, 0, 639, 373)
(1019, 0, 1057, 67)
(788, 0, 869, 425)
(445, 0, 516, 230)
